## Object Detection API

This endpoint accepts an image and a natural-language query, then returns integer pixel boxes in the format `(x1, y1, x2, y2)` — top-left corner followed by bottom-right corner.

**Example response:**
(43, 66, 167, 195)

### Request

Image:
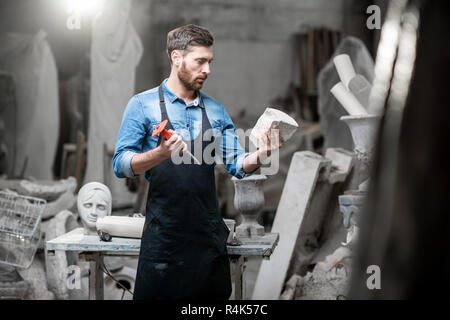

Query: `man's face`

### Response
(176, 45, 213, 91)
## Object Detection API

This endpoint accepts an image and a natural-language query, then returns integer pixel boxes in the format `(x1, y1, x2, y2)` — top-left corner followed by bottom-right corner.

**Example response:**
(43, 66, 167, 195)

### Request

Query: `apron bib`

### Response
(133, 84, 231, 300)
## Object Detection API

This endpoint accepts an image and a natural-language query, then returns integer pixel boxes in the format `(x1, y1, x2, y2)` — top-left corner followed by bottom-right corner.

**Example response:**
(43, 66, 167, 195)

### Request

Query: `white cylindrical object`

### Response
(331, 82, 368, 115)
(96, 216, 145, 238)
(333, 54, 356, 89)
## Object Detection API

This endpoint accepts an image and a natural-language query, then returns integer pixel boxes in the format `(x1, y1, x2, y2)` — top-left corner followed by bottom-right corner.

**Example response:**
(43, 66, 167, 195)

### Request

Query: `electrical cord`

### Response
(100, 261, 134, 299)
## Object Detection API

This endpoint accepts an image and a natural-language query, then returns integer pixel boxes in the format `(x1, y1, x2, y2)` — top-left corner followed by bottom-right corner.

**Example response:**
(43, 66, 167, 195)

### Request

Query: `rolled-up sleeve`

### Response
(113, 95, 147, 179)
(220, 106, 250, 179)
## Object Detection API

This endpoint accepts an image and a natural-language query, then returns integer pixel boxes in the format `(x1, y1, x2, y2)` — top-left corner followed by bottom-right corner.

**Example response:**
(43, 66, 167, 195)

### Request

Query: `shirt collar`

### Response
(162, 78, 204, 108)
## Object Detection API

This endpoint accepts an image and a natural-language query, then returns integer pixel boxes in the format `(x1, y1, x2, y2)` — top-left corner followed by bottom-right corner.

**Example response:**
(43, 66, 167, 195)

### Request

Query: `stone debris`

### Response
(44, 210, 80, 300)
(325, 148, 356, 184)
(42, 178, 77, 220)
(0, 264, 30, 300)
(0, 280, 30, 300)
(295, 246, 352, 300)
(0, 179, 59, 200)
(16, 254, 55, 300)
(280, 274, 301, 300)
(16, 179, 70, 201)
(0, 177, 78, 221)
(0, 177, 77, 214)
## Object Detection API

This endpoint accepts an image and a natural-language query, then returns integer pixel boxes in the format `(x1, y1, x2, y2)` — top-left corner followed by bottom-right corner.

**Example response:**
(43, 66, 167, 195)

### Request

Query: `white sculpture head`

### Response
(77, 182, 112, 233)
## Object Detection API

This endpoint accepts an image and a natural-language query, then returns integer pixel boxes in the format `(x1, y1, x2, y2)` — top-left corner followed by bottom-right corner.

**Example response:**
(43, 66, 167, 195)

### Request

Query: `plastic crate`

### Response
(0, 191, 46, 268)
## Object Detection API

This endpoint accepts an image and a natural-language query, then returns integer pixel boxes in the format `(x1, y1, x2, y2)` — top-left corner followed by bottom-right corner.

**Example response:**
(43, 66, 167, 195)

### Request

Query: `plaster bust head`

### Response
(77, 182, 112, 234)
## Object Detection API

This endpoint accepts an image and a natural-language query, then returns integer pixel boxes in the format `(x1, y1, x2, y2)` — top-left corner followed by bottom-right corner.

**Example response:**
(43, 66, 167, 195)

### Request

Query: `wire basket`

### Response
(0, 191, 46, 268)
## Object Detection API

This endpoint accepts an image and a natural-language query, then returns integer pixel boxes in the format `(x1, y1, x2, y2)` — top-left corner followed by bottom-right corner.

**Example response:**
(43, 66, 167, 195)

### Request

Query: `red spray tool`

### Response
(151, 120, 201, 164)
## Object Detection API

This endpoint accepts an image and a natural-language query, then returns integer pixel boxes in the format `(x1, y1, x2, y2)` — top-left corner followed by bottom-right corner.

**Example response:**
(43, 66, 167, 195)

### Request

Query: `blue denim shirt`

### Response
(113, 79, 250, 182)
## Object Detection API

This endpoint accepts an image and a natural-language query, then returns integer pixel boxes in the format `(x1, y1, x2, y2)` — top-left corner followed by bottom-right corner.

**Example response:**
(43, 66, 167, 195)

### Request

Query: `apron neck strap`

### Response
(158, 84, 169, 121)
(159, 82, 211, 132)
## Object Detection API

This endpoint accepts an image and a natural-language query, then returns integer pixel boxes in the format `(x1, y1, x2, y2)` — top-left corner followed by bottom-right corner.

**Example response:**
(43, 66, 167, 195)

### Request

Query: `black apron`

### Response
(133, 84, 232, 300)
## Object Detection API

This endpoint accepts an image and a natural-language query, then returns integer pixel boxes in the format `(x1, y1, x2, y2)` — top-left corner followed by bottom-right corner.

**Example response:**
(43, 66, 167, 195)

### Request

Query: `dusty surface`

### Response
(295, 246, 352, 300)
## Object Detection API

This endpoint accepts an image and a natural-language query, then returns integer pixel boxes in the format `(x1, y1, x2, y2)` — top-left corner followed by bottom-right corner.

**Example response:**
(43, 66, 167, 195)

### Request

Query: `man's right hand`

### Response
(130, 130, 188, 175)
(158, 129, 188, 159)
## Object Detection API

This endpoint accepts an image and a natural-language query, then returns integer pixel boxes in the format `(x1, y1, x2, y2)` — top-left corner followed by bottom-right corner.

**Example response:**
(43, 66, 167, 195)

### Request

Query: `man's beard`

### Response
(177, 61, 206, 91)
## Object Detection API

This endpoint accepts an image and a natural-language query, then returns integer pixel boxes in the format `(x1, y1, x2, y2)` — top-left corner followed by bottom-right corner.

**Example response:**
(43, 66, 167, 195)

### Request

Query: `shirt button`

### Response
(193, 100, 199, 106)
(186, 123, 190, 127)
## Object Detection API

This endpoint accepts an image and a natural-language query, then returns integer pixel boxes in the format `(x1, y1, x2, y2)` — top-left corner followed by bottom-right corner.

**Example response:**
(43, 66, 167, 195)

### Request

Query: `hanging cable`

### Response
(100, 261, 134, 298)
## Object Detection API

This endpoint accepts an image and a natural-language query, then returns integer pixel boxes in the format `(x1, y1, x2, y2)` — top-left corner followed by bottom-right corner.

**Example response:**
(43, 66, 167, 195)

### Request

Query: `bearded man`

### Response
(113, 24, 282, 300)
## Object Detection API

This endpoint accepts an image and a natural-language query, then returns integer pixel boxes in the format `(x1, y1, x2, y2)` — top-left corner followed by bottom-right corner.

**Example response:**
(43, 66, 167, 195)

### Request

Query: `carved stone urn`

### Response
(340, 114, 381, 190)
(338, 114, 381, 239)
(232, 175, 267, 241)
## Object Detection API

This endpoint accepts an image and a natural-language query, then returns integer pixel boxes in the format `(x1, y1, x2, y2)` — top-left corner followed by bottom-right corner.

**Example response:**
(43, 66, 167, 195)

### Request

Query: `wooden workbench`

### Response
(46, 228, 279, 300)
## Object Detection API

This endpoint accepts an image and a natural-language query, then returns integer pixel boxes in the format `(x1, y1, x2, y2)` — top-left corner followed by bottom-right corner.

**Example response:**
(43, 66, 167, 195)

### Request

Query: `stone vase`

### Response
(232, 175, 267, 240)
(340, 114, 381, 190)
(338, 114, 380, 237)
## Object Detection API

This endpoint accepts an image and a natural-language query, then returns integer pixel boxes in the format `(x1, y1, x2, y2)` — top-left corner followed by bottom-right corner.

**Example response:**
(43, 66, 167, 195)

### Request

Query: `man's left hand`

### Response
(257, 124, 283, 163)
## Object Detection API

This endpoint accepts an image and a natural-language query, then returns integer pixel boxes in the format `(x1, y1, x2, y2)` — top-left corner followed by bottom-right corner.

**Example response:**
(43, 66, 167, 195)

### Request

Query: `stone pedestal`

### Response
(232, 175, 267, 241)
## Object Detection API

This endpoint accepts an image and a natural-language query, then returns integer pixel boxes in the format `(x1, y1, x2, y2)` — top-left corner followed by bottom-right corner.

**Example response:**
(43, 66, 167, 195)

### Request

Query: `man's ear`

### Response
(171, 50, 182, 68)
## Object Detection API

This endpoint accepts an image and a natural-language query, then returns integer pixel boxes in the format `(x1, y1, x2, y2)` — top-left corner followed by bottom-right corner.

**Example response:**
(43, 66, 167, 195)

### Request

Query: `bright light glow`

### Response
(66, 0, 105, 15)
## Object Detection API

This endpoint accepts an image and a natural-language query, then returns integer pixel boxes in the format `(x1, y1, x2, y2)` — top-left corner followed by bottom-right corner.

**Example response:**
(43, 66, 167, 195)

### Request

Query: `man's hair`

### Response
(166, 24, 214, 64)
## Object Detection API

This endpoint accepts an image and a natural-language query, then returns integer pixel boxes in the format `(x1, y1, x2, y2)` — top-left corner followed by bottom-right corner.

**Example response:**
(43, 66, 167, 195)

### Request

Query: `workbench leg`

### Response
(88, 253, 104, 300)
(230, 255, 246, 300)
